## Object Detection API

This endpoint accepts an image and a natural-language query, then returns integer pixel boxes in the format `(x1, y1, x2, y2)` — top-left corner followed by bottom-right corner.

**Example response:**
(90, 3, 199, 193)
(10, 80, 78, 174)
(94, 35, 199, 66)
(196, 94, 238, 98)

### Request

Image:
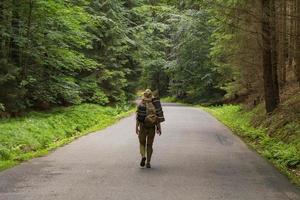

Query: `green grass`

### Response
(160, 96, 192, 105)
(0, 104, 134, 170)
(161, 96, 179, 103)
(202, 105, 300, 187)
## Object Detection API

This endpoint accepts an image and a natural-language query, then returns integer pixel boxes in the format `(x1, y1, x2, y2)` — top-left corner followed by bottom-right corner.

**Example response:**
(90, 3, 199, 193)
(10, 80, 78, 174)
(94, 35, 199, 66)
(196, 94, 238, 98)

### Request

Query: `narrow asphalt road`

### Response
(0, 104, 299, 200)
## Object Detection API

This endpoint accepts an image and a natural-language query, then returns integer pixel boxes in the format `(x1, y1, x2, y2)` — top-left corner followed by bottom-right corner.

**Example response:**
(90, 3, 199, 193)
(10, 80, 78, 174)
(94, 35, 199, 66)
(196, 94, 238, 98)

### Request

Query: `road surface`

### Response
(0, 104, 299, 200)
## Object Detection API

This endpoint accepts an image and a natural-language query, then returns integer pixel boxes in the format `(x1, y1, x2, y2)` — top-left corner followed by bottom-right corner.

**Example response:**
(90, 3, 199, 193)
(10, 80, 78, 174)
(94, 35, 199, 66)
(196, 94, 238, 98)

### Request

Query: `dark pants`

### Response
(139, 125, 155, 163)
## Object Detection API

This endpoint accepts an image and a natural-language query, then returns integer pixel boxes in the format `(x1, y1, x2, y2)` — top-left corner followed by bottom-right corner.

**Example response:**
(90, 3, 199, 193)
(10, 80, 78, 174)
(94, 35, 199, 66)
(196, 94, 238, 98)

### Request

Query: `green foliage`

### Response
(131, 4, 178, 96)
(79, 80, 109, 105)
(160, 96, 179, 103)
(0, 103, 4, 112)
(87, 0, 141, 103)
(0, 0, 237, 112)
(167, 9, 226, 102)
(0, 103, 133, 170)
(202, 0, 264, 100)
(130, 3, 227, 101)
(203, 105, 300, 185)
(0, 0, 142, 113)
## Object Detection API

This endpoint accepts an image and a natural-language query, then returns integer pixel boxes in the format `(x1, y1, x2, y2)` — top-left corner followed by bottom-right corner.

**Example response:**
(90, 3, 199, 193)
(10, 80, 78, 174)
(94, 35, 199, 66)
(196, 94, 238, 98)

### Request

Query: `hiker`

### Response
(136, 89, 165, 168)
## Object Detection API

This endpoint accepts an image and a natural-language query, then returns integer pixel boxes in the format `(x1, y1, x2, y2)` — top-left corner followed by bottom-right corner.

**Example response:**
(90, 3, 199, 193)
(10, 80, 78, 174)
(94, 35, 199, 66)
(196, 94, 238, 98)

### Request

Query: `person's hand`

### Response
(136, 126, 140, 135)
(156, 127, 162, 136)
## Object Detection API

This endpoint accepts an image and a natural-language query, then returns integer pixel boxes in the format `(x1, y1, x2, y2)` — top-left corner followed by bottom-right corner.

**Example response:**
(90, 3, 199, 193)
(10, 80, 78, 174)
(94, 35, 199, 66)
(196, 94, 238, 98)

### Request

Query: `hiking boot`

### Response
(146, 163, 151, 168)
(140, 157, 146, 167)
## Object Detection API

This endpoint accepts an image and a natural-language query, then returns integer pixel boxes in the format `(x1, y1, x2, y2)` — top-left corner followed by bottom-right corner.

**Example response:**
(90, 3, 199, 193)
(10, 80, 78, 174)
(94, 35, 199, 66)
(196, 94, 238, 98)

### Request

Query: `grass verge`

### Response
(160, 96, 180, 103)
(202, 105, 300, 187)
(0, 104, 134, 171)
(160, 96, 192, 105)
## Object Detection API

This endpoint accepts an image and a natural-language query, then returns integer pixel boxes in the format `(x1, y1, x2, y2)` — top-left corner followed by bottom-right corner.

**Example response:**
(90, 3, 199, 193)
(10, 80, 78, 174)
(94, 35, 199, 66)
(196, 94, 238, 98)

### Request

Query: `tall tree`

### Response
(295, 0, 300, 86)
(261, 0, 280, 113)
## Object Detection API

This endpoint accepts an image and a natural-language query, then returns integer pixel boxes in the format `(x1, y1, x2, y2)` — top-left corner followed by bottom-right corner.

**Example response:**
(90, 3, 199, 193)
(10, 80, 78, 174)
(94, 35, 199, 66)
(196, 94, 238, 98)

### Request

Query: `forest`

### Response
(0, 0, 300, 183)
(1, 0, 299, 114)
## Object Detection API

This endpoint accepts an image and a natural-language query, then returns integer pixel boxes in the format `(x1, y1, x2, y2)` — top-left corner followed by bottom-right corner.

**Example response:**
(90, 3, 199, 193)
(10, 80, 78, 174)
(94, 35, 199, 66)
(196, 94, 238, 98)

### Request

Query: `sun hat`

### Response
(142, 89, 153, 101)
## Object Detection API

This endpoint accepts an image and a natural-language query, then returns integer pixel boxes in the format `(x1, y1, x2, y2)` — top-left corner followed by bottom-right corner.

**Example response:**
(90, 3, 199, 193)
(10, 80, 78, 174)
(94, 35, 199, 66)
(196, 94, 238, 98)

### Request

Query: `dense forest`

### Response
(0, 0, 299, 115)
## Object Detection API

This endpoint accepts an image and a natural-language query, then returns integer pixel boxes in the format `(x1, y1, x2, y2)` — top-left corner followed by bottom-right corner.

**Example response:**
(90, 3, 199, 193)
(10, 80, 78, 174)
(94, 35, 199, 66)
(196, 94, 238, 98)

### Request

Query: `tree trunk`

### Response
(23, 0, 33, 78)
(277, 0, 286, 88)
(0, 1, 4, 59)
(261, 0, 280, 113)
(288, 0, 295, 71)
(279, 0, 289, 86)
(11, 0, 21, 67)
(270, 0, 280, 104)
(295, 0, 300, 86)
(282, 0, 287, 85)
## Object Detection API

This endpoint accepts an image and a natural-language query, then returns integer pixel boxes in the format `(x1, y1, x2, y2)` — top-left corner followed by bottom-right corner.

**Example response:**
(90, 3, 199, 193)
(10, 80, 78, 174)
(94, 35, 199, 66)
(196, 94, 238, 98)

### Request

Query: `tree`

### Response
(261, 0, 280, 113)
(0, 0, 142, 112)
(295, 0, 300, 86)
(131, 4, 176, 96)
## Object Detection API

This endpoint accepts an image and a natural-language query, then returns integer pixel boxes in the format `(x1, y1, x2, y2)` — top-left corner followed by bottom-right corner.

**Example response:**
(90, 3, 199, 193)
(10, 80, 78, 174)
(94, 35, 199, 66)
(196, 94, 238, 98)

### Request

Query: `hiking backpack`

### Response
(144, 101, 158, 127)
